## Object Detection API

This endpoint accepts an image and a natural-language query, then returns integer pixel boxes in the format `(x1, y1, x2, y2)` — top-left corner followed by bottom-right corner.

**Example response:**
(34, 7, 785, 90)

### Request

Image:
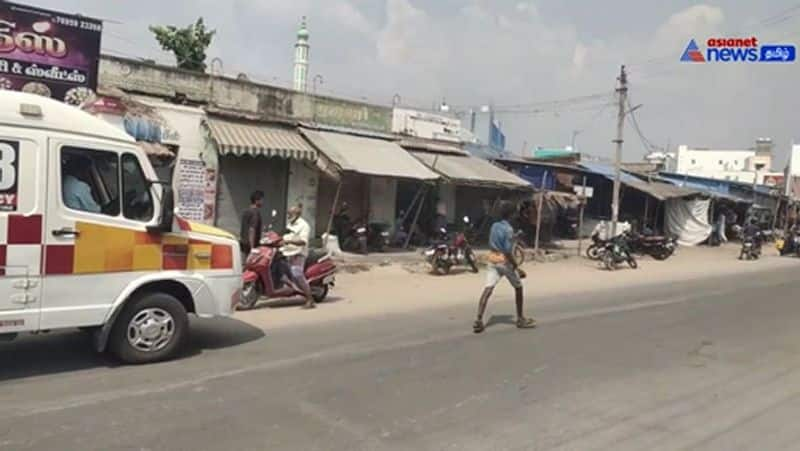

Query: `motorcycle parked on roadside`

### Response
(629, 232, 678, 261)
(425, 217, 479, 275)
(586, 232, 608, 260)
(239, 211, 337, 310)
(341, 221, 368, 254)
(602, 232, 638, 271)
(367, 222, 391, 253)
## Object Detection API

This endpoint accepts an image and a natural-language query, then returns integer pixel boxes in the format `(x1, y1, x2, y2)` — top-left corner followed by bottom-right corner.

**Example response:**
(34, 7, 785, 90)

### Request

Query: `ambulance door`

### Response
(42, 138, 156, 330)
(0, 131, 45, 333)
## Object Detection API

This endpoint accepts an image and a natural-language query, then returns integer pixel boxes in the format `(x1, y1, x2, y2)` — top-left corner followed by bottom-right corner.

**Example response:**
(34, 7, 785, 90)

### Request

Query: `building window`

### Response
(719, 160, 723, 165)
(691, 159, 696, 165)
(755, 163, 765, 170)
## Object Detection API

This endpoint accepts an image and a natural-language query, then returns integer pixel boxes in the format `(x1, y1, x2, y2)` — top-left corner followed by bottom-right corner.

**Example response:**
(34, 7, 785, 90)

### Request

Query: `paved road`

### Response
(2, 265, 800, 450)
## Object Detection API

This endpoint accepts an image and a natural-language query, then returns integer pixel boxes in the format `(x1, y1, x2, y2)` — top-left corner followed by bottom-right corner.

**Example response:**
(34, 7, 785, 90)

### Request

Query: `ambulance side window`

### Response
(121, 153, 154, 221)
(61, 147, 119, 216)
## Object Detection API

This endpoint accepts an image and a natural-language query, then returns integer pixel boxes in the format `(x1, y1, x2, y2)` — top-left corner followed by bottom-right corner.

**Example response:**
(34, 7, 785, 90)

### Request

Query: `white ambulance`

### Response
(0, 91, 241, 364)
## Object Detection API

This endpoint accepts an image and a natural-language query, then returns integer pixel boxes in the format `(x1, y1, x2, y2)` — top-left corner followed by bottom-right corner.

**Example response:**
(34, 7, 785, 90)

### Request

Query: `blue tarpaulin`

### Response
(516, 165, 557, 190)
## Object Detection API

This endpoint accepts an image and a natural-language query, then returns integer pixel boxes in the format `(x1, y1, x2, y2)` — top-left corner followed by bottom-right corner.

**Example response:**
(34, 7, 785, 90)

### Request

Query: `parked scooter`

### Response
(602, 232, 638, 270)
(239, 211, 337, 310)
(424, 216, 479, 275)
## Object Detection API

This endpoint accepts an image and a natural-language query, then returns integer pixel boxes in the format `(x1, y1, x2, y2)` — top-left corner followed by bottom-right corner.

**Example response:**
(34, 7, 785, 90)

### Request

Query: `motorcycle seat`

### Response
(305, 249, 329, 269)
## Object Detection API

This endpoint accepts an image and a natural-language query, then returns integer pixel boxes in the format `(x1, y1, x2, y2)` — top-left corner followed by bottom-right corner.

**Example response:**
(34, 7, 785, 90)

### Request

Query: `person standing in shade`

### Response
(716, 210, 728, 244)
(283, 204, 315, 309)
(473, 201, 536, 334)
(240, 191, 264, 258)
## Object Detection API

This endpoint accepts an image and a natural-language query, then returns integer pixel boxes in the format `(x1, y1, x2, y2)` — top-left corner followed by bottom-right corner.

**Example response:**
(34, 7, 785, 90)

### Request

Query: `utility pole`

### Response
(611, 65, 628, 237)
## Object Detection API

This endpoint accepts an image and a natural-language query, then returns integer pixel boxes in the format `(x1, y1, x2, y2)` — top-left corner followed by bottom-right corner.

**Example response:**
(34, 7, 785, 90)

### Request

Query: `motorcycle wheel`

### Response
(651, 248, 670, 261)
(513, 244, 525, 265)
(466, 249, 479, 273)
(238, 281, 260, 311)
(586, 244, 600, 260)
(627, 255, 638, 269)
(311, 284, 329, 303)
(436, 261, 451, 275)
(603, 253, 617, 271)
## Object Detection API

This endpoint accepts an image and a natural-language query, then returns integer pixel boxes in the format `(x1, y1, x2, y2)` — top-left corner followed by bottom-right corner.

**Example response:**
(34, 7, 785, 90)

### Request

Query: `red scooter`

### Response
(238, 230, 337, 310)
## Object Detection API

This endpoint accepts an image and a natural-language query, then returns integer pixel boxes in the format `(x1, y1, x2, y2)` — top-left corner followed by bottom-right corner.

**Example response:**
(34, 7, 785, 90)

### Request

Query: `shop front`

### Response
(205, 118, 318, 238)
(300, 128, 439, 244)
(403, 139, 532, 241)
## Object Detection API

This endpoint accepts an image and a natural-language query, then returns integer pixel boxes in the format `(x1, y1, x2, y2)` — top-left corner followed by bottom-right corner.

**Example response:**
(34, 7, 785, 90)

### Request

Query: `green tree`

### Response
(149, 18, 215, 72)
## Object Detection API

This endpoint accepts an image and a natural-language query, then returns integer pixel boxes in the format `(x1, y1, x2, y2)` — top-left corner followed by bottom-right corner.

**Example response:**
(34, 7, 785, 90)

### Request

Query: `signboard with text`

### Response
(0, 2, 102, 105)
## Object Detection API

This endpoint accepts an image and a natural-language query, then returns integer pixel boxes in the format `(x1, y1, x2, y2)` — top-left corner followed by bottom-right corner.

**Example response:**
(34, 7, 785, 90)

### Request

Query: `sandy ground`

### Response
(236, 243, 800, 330)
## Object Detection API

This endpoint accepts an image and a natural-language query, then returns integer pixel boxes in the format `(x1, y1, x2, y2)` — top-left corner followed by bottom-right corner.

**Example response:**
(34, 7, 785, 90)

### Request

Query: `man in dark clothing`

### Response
(240, 190, 264, 257)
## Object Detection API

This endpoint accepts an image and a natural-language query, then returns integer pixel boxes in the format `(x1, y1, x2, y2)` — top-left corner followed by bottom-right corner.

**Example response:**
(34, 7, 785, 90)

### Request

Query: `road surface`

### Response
(2, 265, 800, 450)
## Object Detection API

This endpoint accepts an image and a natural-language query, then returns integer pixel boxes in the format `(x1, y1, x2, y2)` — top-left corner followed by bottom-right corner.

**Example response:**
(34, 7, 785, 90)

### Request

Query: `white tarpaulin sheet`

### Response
(665, 198, 712, 246)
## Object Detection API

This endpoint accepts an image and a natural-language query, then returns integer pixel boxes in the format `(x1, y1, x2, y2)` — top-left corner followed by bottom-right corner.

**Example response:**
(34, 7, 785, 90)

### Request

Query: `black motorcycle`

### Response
(586, 232, 608, 260)
(738, 230, 764, 261)
(630, 232, 678, 261)
(341, 222, 368, 254)
(367, 222, 391, 252)
(602, 232, 638, 271)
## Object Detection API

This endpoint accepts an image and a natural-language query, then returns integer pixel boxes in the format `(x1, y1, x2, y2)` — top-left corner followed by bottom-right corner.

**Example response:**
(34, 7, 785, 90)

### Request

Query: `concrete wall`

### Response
(287, 160, 319, 235)
(369, 177, 397, 226)
(99, 55, 392, 132)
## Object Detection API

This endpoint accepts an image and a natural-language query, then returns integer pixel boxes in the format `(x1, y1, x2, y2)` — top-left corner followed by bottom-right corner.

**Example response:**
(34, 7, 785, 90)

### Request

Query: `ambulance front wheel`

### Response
(108, 292, 189, 364)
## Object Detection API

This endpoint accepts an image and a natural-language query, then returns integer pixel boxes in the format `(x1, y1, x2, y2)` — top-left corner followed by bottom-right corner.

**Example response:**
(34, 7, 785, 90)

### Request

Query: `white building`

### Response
(293, 18, 310, 92)
(664, 138, 778, 184)
(391, 108, 462, 142)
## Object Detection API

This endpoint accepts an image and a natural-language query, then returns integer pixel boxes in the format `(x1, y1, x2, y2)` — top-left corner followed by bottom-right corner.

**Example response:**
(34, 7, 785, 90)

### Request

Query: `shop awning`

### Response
(301, 129, 439, 180)
(580, 161, 701, 200)
(138, 142, 174, 158)
(411, 151, 531, 189)
(206, 119, 317, 160)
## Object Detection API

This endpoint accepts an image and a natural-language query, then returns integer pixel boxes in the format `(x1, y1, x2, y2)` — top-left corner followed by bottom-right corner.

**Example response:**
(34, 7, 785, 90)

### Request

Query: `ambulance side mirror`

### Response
(147, 182, 174, 233)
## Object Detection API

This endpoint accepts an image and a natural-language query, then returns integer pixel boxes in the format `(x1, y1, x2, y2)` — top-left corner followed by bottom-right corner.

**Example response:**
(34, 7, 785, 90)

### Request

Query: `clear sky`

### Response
(27, 0, 800, 164)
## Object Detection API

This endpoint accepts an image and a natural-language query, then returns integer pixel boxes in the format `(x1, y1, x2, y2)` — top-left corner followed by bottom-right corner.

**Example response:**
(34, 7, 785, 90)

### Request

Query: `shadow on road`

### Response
(485, 314, 516, 329)
(0, 316, 264, 382)
(246, 295, 346, 310)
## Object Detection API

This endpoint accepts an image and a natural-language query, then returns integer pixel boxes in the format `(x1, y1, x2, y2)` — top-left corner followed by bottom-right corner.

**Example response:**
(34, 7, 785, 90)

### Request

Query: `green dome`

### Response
(297, 19, 309, 39)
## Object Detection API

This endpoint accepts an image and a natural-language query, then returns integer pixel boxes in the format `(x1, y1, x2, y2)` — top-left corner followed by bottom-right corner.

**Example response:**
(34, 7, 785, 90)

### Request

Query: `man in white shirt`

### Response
(283, 204, 314, 309)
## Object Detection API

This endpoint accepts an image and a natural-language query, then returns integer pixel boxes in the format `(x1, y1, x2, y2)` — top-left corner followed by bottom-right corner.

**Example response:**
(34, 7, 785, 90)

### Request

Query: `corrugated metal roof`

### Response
(580, 162, 701, 200)
(205, 118, 317, 160)
(412, 151, 531, 189)
(399, 138, 467, 155)
(623, 178, 702, 201)
(301, 129, 439, 180)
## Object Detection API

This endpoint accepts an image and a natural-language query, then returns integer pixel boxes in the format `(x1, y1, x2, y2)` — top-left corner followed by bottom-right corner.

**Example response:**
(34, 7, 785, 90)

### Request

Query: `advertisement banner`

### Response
(0, 140, 19, 212)
(0, 2, 102, 105)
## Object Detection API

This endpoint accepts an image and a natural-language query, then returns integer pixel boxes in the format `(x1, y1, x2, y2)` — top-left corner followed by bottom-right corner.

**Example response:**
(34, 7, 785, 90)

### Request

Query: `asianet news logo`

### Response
(680, 37, 796, 63)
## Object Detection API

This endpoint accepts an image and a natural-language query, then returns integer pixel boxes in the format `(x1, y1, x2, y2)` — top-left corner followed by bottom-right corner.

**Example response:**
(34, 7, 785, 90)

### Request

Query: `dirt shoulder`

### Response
(235, 244, 800, 331)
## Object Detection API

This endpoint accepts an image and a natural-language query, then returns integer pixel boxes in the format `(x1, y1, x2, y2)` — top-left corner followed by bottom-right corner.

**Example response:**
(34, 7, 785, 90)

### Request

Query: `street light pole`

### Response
(611, 65, 628, 237)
